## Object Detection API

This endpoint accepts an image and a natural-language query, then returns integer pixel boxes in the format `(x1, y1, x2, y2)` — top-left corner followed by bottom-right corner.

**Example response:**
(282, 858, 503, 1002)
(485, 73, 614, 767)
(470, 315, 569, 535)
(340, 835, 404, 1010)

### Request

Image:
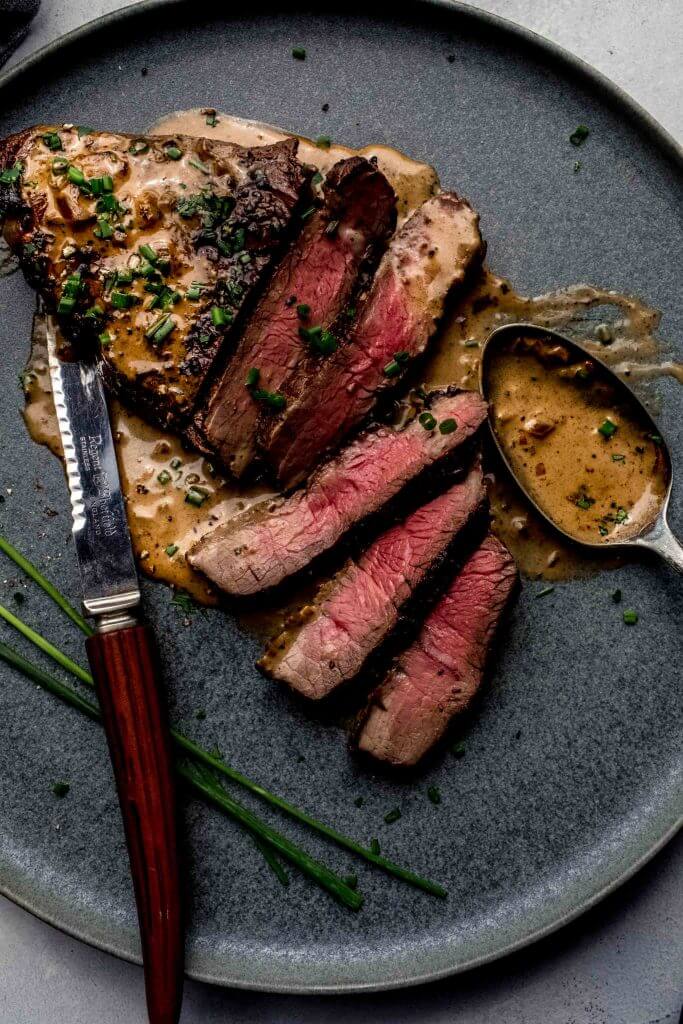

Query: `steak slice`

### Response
(0, 125, 309, 428)
(259, 463, 485, 699)
(188, 388, 487, 598)
(194, 156, 396, 475)
(264, 193, 483, 488)
(356, 534, 517, 767)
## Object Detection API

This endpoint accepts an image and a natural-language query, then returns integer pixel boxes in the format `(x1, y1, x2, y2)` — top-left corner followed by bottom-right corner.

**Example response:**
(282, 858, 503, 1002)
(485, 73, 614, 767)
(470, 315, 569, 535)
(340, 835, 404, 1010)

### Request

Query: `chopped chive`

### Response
(311, 171, 323, 187)
(570, 125, 590, 146)
(296, 303, 311, 319)
(110, 290, 138, 310)
(383, 360, 401, 377)
(195, 709, 207, 720)
(186, 486, 209, 508)
(343, 874, 358, 890)
(66, 165, 86, 187)
(611, 453, 626, 462)
(145, 313, 171, 340)
(315, 135, 332, 149)
(0, 161, 23, 184)
(51, 156, 69, 174)
(251, 388, 287, 410)
(370, 838, 381, 855)
(647, 433, 663, 446)
(129, 139, 149, 155)
(211, 305, 232, 327)
(450, 739, 466, 758)
(51, 781, 70, 797)
(354, 796, 364, 808)
(164, 144, 183, 160)
(300, 205, 316, 221)
(384, 808, 401, 825)
(94, 217, 114, 239)
(598, 418, 617, 438)
(151, 317, 175, 344)
(157, 470, 172, 485)
(170, 457, 182, 470)
(463, 339, 479, 348)
(139, 243, 158, 263)
(575, 495, 594, 510)
(83, 304, 104, 319)
(245, 367, 260, 388)
(611, 588, 622, 603)
(165, 544, 179, 557)
(189, 156, 211, 174)
(535, 586, 555, 598)
(292, 46, 306, 60)
(623, 609, 638, 625)
(57, 295, 76, 314)
(187, 283, 204, 300)
(419, 412, 437, 431)
(77, 126, 93, 138)
(427, 786, 441, 805)
(98, 331, 112, 347)
(438, 418, 457, 435)
(205, 111, 218, 127)
(41, 132, 63, 151)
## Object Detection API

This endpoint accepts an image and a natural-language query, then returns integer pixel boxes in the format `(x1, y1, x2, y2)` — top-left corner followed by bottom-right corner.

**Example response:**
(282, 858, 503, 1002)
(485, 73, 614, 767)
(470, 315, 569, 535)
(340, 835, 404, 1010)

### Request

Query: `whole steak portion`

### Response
(195, 156, 396, 476)
(259, 462, 486, 700)
(356, 534, 518, 767)
(188, 388, 487, 598)
(0, 125, 309, 428)
(264, 192, 484, 488)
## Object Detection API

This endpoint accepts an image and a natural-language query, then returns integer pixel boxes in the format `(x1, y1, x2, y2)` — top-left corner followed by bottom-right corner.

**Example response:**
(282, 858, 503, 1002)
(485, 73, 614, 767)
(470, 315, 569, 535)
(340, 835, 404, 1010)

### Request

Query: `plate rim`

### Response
(0, 0, 680, 994)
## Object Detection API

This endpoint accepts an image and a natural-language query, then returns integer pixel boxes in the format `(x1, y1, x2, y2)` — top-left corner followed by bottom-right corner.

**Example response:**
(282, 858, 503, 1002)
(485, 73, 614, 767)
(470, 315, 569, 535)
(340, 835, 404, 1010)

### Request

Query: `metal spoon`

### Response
(479, 322, 683, 573)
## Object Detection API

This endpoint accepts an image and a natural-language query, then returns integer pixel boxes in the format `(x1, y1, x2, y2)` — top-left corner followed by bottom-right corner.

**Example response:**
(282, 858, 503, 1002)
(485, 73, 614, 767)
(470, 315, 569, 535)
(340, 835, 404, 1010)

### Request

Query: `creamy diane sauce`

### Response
(485, 333, 669, 546)
(19, 109, 679, 600)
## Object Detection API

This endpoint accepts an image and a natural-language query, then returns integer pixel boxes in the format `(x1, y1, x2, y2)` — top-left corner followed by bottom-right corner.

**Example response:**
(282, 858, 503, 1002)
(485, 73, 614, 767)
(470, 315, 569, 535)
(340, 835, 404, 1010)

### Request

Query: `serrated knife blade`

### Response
(45, 315, 184, 1023)
(46, 317, 139, 616)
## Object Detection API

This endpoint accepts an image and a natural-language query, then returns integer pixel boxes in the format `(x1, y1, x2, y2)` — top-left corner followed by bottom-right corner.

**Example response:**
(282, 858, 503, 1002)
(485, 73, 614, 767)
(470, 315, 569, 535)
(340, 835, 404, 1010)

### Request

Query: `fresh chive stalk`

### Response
(0, 641, 359, 910)
(0, 543, 446, 899)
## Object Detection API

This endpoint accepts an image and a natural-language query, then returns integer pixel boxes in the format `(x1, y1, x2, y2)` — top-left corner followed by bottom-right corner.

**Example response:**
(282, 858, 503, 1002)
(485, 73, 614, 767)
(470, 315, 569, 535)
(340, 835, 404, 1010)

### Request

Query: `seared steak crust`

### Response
(0, 125, 309, 428)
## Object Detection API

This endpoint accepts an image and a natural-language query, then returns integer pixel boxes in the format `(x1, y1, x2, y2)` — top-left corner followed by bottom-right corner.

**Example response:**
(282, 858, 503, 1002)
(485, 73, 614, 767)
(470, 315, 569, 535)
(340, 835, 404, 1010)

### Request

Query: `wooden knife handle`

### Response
(87, 623, 184, 1024)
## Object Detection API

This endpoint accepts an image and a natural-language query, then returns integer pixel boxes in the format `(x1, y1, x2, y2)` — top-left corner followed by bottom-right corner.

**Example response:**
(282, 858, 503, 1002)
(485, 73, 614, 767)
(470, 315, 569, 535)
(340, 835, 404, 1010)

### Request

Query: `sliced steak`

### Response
(264, 193, 483, 488)
(0, 125, 309, 428)
(356, 534, 517, 767)
(188, 388, 487, 598)
(194, 156, 396, 476)
(259, 463, 485, 699)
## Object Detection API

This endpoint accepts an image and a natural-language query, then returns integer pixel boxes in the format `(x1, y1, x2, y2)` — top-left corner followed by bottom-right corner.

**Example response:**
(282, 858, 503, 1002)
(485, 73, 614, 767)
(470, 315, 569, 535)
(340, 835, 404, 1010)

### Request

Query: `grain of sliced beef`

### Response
(264, 192, 483, 488)
(0, 125, 309, 428)
(188, 388, 487, 598)
(194, 157, 396, 475)
(356, 534, 517, 767)
(259, 462, 485, 699)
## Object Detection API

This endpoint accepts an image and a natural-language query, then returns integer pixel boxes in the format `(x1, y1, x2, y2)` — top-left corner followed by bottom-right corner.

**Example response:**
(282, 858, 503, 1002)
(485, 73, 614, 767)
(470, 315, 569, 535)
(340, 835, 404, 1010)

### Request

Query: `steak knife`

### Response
(46, 318, 184, 1024)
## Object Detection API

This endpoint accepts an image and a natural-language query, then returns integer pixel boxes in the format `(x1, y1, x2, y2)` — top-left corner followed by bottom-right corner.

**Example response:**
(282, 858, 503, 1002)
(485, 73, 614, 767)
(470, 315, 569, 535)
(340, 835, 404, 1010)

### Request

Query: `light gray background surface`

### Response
(1, 2, 681, 1022)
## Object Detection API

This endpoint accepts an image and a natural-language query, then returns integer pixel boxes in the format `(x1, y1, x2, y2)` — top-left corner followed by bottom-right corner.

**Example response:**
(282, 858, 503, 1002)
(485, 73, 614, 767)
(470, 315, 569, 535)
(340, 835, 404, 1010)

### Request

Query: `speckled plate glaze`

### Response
(0, 0, 681, 994)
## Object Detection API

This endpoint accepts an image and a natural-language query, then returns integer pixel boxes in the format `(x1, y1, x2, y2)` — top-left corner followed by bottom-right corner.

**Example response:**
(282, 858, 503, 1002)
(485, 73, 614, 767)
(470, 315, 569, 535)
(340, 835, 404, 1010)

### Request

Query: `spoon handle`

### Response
(635, 517, 683, 574)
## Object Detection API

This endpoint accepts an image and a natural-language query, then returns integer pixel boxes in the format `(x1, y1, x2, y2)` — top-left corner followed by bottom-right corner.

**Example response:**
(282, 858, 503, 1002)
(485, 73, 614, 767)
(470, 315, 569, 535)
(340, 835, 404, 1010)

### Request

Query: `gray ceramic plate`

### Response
(0, 0, 681, 994)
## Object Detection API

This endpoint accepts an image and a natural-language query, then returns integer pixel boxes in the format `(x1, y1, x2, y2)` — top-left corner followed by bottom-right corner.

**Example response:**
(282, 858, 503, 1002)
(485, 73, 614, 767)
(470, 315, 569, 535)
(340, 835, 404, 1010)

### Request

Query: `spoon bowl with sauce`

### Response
(480, 323, 683, 573)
